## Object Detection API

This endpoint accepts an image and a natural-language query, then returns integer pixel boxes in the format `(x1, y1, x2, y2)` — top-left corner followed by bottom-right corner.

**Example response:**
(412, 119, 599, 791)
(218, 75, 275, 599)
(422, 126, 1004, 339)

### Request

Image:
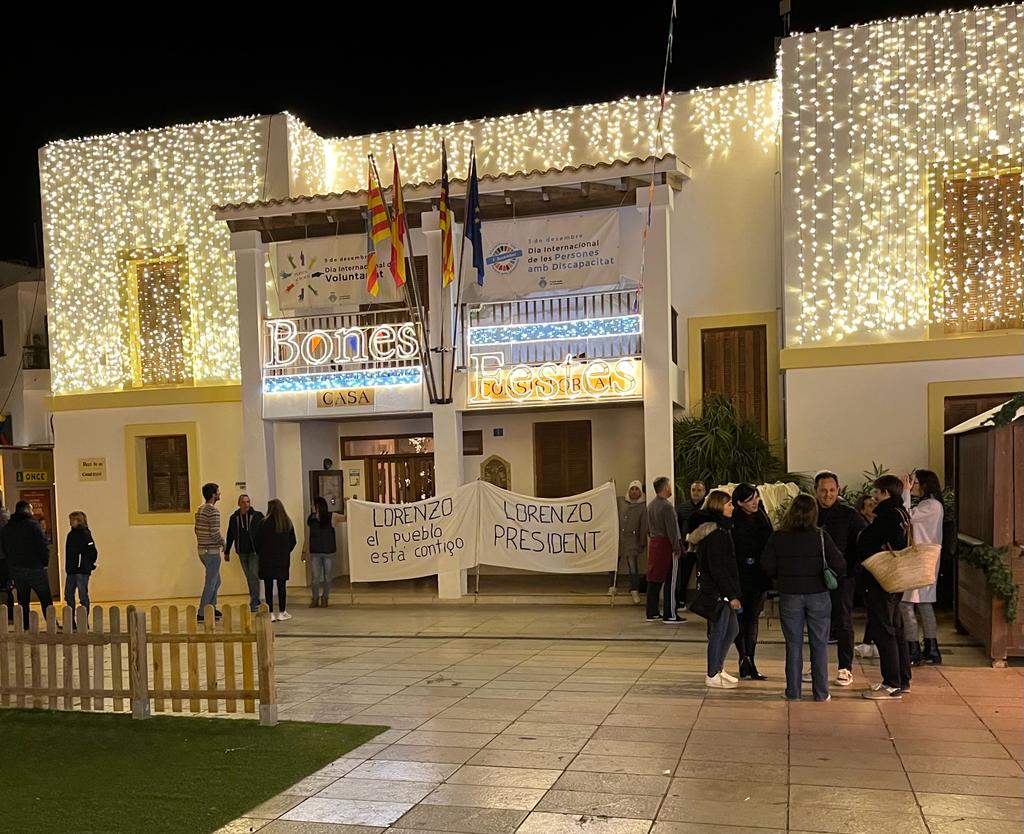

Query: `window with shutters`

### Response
(533, 420, 593, 498)
(144, 435, 191, 512)
(701, 325, 768, 437)
(940, 171, 1023, 334)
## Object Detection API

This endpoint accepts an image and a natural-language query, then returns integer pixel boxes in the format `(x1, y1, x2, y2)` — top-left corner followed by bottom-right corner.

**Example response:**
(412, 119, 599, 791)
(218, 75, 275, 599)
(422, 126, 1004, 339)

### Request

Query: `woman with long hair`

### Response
(762, 495, 845, 701)
(254, 499, 296, 622)
(306, 496, 340, 608)
(900, 469, 945, 665)
(64, 510, 98, 626)
(686, 490, 743, 689)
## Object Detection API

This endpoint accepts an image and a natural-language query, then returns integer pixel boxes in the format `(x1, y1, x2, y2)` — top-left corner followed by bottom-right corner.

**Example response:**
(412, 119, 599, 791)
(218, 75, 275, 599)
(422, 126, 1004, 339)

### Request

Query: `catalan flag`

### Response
(388, 156, 407, 288)
(439, 141, 455, 288)
(367, 160, 390, 245)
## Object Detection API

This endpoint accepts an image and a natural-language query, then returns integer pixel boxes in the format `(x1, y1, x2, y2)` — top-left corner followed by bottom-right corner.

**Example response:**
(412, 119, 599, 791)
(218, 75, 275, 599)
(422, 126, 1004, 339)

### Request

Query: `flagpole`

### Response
(369, 151, 440, 405)
(448, 141, 475, 400)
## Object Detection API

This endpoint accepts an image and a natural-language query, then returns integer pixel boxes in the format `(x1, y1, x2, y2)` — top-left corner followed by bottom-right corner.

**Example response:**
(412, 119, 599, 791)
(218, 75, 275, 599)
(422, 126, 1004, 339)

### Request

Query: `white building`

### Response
(40, 6, 1023, 603)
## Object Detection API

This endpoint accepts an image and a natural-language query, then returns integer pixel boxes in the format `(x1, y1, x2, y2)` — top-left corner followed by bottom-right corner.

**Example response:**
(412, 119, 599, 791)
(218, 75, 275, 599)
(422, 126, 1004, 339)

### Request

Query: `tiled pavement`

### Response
(213, 604, 1023, 834)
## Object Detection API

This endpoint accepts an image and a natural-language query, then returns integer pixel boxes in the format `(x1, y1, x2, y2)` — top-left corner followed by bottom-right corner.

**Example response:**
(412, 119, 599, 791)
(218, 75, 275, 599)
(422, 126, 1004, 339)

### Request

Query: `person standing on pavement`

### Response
(224, 494, 264, 613)
(0, 501, 13, 622)
(675, 481, 707, 610)
(730, 484, 773, 681)
(762, 495, 845, 701)
(64, 511, 98, 625)
(857, 475, 912, 700)
(612, 480, 647, 604)
(900, 469, 945, 666)
(305, 496, 341, 608)
(0, 501, 54, 629)
(195, 483, 226, 623)
(645, 477, 685, 624)
(254, 499, 296, 622)
(814, 471, 867, 688)
(687, 490, 742, 689)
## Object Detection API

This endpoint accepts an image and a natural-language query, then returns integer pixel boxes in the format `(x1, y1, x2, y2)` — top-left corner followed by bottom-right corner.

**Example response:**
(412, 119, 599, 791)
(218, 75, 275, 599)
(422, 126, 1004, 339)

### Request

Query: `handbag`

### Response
(688, 584, 726, 622)
(821, 531, 839, 591)
(862, 520, 942, 593)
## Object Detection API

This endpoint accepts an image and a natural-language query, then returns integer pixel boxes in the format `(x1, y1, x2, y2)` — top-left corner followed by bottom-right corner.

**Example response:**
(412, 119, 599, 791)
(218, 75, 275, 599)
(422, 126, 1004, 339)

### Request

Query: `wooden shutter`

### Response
(534, 421, 593, 498)
(943, 172, 1023, 334)
(701, 325, 768, 437)
(145, 435, 190, 512)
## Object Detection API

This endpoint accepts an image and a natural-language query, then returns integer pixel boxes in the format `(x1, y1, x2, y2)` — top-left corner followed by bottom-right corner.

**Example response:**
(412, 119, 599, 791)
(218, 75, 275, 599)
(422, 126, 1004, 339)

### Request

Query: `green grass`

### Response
(0, 710, 385, 834)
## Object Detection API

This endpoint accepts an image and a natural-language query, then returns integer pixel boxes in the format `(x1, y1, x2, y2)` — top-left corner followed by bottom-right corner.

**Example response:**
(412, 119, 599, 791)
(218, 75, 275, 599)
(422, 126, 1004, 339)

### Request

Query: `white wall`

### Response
(51, 402, 245, 603)
(0, 281, 51, 446)
(785, 355, 1024, 487)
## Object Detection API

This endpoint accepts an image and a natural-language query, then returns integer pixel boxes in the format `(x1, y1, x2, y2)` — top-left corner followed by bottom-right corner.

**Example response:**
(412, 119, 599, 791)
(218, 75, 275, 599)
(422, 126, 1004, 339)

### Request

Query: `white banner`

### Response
(477, 481, 619, 573)
(275, 237, 402, 310)
(346, 483, 478, 582)
(465, 211, 624, 300)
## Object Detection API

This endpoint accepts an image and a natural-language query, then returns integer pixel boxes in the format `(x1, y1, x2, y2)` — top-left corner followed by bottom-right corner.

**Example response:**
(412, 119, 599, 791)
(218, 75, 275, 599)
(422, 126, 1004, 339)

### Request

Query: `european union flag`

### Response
(464, 153, 484, 286)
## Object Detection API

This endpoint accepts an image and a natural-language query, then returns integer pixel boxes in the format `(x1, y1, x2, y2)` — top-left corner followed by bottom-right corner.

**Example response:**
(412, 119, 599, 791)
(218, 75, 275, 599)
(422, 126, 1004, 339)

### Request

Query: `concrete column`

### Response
(230, 230, 275, 509)
(637, 185, 676, 493)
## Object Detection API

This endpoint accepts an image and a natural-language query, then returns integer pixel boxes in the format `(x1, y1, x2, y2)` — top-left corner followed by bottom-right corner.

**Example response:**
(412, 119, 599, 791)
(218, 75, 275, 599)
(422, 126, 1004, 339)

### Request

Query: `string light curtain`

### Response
(781, 5, 1024, 344)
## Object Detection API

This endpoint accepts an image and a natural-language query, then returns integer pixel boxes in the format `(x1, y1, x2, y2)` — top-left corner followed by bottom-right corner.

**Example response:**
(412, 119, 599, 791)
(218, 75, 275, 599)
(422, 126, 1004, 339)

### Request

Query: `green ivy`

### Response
(982, 392, 1024, 428)
(959, 543, 1020, 624)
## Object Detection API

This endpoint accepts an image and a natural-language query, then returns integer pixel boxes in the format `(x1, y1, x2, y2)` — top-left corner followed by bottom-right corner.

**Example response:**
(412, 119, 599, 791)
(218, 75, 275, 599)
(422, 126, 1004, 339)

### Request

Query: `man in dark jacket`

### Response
(856, 476, 912, 700)
(0, 501, 54, 629)
(224, 494, 265, 613)
(815, 471, 868, 687)
(0, 502, 13, 622)
(674, 481, 706, 611)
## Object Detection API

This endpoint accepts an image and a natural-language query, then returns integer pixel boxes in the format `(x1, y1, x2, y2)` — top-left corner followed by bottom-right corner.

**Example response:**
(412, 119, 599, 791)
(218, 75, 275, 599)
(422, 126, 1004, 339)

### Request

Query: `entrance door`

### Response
(534, 420, 593, 498)
(366, 456, 436, 504)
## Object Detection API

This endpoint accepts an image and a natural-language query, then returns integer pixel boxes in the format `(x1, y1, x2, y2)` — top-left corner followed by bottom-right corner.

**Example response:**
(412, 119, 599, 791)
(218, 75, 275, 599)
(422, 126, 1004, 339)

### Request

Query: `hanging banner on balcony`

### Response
(274, 237, 402, 310)
(346, 483, 479, 582)
(477, 481, 619, 573)
(465, 210, 623, 300)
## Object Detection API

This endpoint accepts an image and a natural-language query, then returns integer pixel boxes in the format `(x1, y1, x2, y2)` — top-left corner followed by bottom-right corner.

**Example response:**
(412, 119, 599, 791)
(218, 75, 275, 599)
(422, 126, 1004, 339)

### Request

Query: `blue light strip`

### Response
(264, 367, 422, 393)
(468, 315, 642, 346)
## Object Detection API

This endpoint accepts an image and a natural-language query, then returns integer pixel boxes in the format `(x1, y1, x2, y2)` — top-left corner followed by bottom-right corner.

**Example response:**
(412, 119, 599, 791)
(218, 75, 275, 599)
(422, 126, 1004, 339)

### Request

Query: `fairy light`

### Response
(264, 368, 422, 392)
(468, 315, 642, 347)
(691, 80, 778, 154)
(783, 5, 1024, 343)
(40, 116, 266, 393)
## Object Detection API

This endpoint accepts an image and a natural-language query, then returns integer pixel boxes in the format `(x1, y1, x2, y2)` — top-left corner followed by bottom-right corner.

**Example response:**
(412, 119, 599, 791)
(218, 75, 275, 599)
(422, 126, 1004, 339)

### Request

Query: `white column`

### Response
(230, 230, 275, 509)
(637, 185, 676, 494)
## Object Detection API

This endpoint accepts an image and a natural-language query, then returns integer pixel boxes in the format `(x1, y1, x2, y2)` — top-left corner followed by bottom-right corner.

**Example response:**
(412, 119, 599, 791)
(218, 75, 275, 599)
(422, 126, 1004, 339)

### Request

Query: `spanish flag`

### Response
(388, 156, 407, 288)
(439, 141, 455, 288)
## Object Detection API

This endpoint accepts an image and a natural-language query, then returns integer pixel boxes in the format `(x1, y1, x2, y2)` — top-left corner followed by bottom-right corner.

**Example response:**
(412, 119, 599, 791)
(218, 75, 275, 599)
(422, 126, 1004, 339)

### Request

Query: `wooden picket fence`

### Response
(0, 604, 277, 725)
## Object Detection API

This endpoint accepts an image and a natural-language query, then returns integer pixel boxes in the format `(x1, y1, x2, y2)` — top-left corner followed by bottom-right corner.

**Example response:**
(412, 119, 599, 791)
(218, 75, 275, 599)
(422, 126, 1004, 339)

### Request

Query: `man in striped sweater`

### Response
(195, 482, 225, 622)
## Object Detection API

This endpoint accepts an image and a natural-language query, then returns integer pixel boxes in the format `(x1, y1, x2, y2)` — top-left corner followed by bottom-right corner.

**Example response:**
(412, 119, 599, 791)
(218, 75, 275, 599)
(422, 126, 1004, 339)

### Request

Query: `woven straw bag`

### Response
(862, 523, 942, 594)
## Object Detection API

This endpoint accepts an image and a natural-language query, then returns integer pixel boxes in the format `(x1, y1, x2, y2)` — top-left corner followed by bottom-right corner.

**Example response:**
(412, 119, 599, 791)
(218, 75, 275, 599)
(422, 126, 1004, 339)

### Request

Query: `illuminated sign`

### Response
(316, 388, 375, 408)
(469, 354, 642, 405)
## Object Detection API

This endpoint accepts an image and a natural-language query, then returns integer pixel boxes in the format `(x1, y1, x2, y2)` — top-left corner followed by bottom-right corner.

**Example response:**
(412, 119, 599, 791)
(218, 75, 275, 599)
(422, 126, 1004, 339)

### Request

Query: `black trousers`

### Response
(865, 581, 911, 690)
(676, 553, 697, 605)
(264, 579, 287, 613)
(646, 557, 679, 619)
(11, 567, 54, 630)
(733, 586, 766, 660)
(830, 576, 856, 671)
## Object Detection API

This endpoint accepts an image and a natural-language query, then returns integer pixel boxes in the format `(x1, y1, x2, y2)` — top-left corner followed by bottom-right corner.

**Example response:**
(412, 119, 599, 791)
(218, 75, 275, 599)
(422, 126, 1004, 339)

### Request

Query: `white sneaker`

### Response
(720, 670, 739, 684)
(863, 683, 902, 700)
(836, 669, 854, 687)
(855, 643, 878, 659)
(277, 611, 292, 621)
(607, 586, 616, 595)
(630, 590, 642, 604)
(802, 668, 812, 683)
(706, 673, 738, 689)
(271, 612, 279, 622)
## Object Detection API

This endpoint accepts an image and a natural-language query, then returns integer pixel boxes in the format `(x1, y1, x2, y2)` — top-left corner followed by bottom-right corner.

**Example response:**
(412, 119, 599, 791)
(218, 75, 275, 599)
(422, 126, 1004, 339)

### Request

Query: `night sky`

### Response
(0, 1, 1004, 265)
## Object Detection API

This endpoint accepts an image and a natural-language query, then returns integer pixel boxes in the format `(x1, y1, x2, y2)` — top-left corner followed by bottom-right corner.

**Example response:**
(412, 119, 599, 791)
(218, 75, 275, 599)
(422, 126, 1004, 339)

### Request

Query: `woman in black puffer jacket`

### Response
(687, 490, 743, 690)
(730, 483, 774, 681)
(762, 495, 845, 702)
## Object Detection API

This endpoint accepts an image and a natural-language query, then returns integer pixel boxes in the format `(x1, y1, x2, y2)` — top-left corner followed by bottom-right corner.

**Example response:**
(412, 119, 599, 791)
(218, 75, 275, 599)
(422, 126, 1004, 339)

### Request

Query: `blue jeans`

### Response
(310, 553, 334, 600)
(65, 573, 91, 613)
(198, 550, 222, 615)
(706, 607, 739, 677)
(780, 591, 832, 700)
(608, 552, 641, 591)
(237, 552, 261, 611)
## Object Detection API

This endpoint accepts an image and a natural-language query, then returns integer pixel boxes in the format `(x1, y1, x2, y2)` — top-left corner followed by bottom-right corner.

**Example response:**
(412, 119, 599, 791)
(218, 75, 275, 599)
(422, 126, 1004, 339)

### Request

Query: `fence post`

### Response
(254, 610, 277, 726)
(128, 608, 151, 720)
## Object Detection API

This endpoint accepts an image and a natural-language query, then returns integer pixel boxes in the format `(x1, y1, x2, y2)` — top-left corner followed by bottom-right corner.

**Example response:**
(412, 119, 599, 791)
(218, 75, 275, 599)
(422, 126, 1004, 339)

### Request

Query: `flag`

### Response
(365, 208, 380, 299)
(464, 152, 484, 286)
(388, 156, 407, 288)
(366, 161, 387, 297)
(439, 141, 455, 288)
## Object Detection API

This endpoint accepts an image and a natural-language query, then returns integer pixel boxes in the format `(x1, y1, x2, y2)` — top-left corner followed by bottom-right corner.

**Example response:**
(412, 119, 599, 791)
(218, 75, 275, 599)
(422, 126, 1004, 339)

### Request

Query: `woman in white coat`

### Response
(901, 469, 945, 665)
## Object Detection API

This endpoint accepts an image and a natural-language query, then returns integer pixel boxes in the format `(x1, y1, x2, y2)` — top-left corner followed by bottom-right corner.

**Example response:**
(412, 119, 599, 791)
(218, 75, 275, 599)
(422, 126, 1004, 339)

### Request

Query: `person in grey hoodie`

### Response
(610, 480, 647, 604)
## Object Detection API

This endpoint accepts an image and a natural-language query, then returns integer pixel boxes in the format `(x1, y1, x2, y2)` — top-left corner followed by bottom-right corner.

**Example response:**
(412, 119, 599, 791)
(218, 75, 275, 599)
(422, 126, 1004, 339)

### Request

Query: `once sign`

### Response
(469, 353, 641, 405)
(265, 319, 420, 371)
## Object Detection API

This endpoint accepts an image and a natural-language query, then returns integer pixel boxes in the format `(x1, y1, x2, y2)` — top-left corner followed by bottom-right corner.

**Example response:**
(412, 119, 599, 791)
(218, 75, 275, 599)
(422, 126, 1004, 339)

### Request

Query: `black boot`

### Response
(747, 655, 768, 681)
(923, 638, 942, 665)
(908, 640, 924, 666)
(738, 656, 752, 679)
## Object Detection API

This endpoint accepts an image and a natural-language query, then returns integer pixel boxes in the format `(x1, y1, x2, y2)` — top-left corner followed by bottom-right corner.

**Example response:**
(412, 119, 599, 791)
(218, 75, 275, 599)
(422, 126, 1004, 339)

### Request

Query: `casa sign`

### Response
(469, 353, 642, 406)
(264, 318, 420, 371)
